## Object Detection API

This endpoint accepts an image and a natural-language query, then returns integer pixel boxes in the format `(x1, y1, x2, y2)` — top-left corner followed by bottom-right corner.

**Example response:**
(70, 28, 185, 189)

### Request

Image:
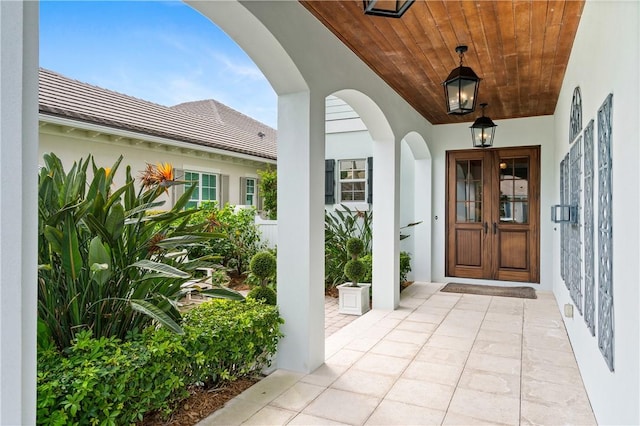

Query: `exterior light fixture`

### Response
(363, 0, 415, 18)
(551, 205, 577, 223)
(470, 103, 497, 148)
(443, 45, 480, 115)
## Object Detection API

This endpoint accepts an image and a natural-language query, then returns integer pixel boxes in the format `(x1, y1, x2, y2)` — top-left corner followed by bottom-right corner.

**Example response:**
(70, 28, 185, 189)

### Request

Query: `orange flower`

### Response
(147, 233, 165, 254)
(139, 162, 175, 190)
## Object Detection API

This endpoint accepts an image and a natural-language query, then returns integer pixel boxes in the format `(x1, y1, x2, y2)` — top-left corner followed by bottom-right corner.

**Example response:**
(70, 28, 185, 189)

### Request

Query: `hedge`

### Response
(37, 299, 283, 425)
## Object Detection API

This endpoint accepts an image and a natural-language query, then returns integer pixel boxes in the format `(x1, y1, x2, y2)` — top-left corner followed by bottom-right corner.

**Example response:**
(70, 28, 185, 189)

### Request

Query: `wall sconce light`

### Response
(442, 45, 480, 115)
(551, 205, 577, 223)
(363, 0, 415, 18)
(470, 103, 497, 148)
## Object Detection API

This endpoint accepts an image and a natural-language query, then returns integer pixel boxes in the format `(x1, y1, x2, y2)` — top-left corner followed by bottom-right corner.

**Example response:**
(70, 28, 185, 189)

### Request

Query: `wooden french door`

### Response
(445, 146, 540, 283)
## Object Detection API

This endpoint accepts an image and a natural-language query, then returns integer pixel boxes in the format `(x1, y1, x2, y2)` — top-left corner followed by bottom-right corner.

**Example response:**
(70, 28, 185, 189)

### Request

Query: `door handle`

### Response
(493, 222, 497, 234)
(484, 222, 488, 234)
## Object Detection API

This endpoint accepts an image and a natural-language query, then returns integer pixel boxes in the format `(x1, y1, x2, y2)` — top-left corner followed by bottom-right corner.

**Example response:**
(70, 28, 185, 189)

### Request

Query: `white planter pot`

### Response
(337, 283, 371, 315)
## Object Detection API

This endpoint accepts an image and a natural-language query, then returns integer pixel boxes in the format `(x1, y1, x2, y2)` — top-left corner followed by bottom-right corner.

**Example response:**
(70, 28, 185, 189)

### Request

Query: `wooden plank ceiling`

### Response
(300, 0, 585, 125)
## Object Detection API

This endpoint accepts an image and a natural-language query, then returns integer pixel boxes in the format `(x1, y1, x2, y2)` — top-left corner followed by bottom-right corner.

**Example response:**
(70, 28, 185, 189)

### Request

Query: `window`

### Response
(339, 159, 366, 202)
(245, 178, 256, 206)
(185, 171, 217, 209)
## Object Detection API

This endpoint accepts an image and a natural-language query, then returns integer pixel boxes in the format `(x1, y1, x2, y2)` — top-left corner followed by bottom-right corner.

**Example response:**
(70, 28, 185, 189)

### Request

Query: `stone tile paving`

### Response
(200, 282, 597, 426)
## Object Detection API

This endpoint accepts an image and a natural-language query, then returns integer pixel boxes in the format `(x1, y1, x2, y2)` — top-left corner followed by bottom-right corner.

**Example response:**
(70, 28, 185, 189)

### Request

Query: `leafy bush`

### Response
(400, 251, 412, 283)
(257, 167, 277, 219)
(37, 153, 227, 349)
(37, 331, 188, 425)
(155, 299, 283, 385)
(37, 299, 283, 425)
(247, 286, 277, 305)
(187, 203, 266, 276)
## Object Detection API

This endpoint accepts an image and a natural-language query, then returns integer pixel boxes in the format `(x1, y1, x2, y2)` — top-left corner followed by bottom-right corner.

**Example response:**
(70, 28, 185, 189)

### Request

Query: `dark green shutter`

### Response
(325, 159, 335, 204)
(367, 156, 373, 204)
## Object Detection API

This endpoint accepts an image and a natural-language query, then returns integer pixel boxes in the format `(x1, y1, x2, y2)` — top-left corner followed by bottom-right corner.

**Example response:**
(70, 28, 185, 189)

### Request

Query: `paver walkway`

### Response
(325, 295, 358, 338)
(200, 282, 597, 425)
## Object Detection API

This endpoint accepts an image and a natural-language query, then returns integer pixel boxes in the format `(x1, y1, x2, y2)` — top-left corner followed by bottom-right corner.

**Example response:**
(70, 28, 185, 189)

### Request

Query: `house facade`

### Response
(1, 1, 638, 425)
(39, 68, 276, 210)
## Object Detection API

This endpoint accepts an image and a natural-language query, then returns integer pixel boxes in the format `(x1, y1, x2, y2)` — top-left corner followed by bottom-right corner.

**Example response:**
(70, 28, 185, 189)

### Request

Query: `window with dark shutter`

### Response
(325, 159, 335, 204)
(367, 156, 373, 204)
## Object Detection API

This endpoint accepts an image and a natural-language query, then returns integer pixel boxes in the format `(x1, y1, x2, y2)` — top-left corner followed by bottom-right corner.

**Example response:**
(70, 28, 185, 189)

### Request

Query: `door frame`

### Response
(445, 145, 541, 283)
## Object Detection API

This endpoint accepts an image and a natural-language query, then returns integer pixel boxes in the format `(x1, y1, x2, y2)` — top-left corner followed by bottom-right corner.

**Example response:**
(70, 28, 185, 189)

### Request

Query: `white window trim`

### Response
(337, 158, 368, 205)
(185, 170, 219, 207)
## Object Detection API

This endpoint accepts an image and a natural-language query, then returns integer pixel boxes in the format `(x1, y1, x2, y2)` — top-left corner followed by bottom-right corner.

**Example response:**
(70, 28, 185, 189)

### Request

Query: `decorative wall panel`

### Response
(560, 154, 570, 284)
(597, 93, 614, 371)
(570, 87, 583, 143)
(598, 94, 614, 371)
(569, 137, 583, 312)
(583, 120, 595, 335)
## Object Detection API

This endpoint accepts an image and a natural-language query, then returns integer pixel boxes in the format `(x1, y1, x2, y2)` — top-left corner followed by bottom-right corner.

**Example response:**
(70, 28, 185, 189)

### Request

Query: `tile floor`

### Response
(199, 282, 597, 426)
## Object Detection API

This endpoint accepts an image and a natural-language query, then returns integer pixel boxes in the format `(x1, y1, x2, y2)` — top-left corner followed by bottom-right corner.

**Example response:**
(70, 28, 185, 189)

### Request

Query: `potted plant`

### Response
(247, 251, 277, 305)
(337, 237, 371, 315)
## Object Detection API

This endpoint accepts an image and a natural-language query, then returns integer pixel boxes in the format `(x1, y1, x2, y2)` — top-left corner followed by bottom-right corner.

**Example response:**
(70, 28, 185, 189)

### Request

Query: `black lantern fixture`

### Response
(470, 103, 497, 148)
(363, 0, 415, 18)
(442, 45, 480, 115)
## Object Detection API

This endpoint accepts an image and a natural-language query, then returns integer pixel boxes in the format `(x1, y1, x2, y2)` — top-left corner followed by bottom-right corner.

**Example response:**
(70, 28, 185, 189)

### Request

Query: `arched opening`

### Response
(400, 132, 432, 283)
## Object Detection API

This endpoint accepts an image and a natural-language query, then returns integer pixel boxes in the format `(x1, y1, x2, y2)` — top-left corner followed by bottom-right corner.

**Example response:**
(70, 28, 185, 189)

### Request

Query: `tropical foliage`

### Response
(324, 205, 373, 286)
(37, 153, 239, 350)
(325, 205, 415, 287)
(185, 202, 266, 276)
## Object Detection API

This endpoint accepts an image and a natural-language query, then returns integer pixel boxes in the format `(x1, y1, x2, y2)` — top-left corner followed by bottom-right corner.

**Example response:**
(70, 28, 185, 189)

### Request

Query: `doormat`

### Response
(440, 283, 537, 299)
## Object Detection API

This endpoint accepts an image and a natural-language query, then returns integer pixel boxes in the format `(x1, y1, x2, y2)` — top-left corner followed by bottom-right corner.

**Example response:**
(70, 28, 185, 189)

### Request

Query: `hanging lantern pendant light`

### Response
(363, 0, 415, 18)
(471, 103, 497, 148)
(443, 45, 481, 115)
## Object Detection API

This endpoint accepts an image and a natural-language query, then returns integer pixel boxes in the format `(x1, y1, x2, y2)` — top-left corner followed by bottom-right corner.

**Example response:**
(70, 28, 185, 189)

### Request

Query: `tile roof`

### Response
(38, 68, 277, 160)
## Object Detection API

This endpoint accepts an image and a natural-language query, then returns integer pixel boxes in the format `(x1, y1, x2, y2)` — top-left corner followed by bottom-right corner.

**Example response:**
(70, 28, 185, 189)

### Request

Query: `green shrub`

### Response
(37, 299, 283, 425)
(346, 237, 364, 257)
(37, 153, 227, 350)
(37, 331, 188, 425)
(400, 251, 412, 283)
(187, 203, 266, 276)
(361, 253, 373, 282)
(344, 259, 366, 285)
(247, 286, 277, 305)
(250, 251, 276, 286)
(257, 167, 277, 220)
(357, 252, 411, 284)
(166, 299, 283, 385)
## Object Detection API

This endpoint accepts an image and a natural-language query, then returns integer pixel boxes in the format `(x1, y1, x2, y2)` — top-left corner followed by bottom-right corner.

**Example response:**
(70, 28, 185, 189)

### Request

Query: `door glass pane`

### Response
(456, 160, 483, 222)
(499, 157, 529, 223)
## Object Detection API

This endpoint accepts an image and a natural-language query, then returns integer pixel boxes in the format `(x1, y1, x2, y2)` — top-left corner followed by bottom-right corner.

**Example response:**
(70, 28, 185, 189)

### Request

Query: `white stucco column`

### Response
(412, 158, 432, 282)
(372, 137, 400, 310)
(276, 91, 325, 372)
(0, 1, 38, 424)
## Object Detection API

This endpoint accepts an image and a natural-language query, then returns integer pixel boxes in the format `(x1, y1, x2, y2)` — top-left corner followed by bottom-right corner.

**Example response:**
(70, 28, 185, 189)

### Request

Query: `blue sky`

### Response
(40, 1, 278, 128)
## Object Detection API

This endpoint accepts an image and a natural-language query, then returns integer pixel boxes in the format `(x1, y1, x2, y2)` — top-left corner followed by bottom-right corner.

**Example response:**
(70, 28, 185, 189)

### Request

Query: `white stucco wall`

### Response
(39, 125, 273, 208)
(430, 115, 555, 289)
(551, 1, 640, 424)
